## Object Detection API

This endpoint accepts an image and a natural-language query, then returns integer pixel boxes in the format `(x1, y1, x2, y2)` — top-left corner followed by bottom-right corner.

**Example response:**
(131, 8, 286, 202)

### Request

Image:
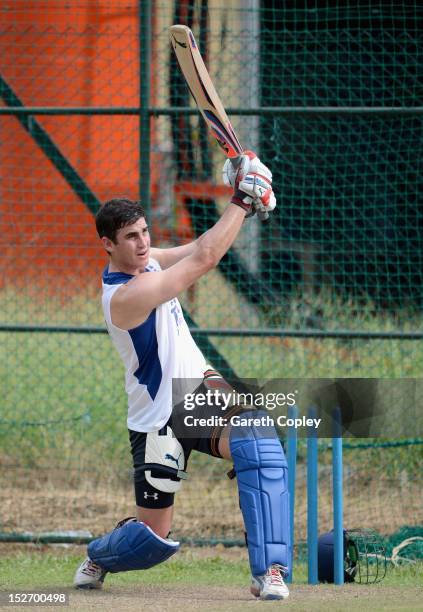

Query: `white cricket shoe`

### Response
(250, 564, 290, 600)
(73, 557, 107, 589)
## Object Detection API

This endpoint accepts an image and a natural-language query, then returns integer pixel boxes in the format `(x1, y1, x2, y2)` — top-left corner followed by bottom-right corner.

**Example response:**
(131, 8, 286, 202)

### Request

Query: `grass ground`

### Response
(0, 545, 422, 611)
(1, 288, 422, 609)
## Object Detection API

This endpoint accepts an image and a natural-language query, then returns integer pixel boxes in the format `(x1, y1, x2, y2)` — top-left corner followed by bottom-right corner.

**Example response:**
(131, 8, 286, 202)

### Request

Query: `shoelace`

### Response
(83, 561, 103, 577)
(268, 566, 284, 586)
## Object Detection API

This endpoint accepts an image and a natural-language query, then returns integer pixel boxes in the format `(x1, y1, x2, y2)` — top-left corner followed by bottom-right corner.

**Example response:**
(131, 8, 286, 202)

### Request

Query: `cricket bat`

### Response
(169, 24, 269, 221)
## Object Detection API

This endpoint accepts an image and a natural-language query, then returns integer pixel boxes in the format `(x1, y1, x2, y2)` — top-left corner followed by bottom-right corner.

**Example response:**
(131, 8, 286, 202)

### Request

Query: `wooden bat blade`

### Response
(169, 24, 243, 159)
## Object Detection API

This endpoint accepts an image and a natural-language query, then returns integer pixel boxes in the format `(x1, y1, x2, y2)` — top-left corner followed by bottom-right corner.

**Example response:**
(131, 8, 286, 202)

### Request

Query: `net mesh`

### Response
(0, 0, 422, 545)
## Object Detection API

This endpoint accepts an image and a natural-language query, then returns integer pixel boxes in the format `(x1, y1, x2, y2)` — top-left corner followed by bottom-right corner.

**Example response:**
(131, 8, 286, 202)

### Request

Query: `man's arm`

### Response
(150, 242, 197, 269)
(111, 203, 246, 330)
(111, 154, 276, 330)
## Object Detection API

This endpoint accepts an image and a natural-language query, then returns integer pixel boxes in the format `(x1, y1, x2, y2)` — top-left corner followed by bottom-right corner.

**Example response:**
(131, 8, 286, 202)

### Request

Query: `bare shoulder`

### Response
(110, 267, 161, 330)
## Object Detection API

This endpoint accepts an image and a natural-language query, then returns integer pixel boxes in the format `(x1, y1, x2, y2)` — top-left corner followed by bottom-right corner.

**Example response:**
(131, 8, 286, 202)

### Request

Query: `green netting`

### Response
(0, 1, 422, 544)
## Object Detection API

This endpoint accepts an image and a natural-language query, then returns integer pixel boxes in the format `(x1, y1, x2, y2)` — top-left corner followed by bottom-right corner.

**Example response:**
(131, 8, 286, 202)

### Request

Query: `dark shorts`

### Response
(129, 371, 242, 509)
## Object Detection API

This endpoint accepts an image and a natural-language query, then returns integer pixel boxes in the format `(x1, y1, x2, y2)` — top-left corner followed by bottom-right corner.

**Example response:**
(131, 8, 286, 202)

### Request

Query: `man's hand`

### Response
(223, 151, 276, 218)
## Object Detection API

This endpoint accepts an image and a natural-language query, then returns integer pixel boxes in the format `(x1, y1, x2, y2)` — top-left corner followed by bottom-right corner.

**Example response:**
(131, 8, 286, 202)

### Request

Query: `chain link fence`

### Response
(0, 0, 422, 543)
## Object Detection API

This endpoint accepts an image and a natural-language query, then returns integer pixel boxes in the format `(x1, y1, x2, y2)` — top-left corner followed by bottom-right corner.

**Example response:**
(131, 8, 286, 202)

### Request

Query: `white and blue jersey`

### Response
(102, 258, 207, 432)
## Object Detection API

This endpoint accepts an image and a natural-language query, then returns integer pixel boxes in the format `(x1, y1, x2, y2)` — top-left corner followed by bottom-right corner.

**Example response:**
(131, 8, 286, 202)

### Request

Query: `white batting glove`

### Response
(222, 150, 271, 188)
(223, 151, 276, 217)
(253, 189, 277, 215)
(231, 171, 276, 217)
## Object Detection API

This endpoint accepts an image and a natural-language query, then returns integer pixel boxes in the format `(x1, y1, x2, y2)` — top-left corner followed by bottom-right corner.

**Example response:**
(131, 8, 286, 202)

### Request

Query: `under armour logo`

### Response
(165, 451, 182, 468)
(144, 492, 158, 500)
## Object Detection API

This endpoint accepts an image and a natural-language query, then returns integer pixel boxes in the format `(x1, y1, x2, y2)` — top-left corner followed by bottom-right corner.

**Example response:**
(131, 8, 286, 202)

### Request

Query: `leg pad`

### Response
(230, 412, 291, 576)
(88, 519, 179, 572)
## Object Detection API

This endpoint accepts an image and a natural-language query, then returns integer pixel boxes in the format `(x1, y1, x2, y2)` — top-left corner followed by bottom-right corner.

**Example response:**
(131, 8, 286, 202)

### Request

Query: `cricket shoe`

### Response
(73, 557, 107, 589)
(73, 517, 136, 589)
(250, 564, 290, 600)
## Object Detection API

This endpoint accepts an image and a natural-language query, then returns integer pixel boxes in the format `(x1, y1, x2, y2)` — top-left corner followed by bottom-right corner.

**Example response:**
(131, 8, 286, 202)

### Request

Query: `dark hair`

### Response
(95, 198, 147, 243)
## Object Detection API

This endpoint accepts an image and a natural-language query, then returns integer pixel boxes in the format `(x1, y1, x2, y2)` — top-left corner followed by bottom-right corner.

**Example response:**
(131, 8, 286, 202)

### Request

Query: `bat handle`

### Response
(256, 208, 270, 222)
(230, 156, 269, 222)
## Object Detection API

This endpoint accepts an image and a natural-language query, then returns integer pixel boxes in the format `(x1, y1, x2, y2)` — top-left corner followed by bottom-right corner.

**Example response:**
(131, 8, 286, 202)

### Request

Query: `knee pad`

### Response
(88, 519, 180, 572)
(230, 411, 291, 577)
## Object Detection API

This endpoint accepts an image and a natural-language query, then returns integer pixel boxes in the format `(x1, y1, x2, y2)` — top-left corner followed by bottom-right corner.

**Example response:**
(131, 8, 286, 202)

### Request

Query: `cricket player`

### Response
(73, 152, 291, 600)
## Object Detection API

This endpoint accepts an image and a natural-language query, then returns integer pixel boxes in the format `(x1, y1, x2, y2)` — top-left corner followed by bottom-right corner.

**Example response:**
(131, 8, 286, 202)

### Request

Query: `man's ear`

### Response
(101, 236, 114, 254)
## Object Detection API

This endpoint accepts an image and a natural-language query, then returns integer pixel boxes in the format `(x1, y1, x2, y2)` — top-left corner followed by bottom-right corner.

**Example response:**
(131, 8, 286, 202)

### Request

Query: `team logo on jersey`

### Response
(170, 299, 183, 334)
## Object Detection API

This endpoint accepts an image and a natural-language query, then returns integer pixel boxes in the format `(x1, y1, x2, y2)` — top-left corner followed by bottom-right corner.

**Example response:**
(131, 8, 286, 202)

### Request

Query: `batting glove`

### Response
(231, 172, 276, 217)
(223, 151, 276, 217)
(223, 150, 256, 185)
(222, 150, 273, 186)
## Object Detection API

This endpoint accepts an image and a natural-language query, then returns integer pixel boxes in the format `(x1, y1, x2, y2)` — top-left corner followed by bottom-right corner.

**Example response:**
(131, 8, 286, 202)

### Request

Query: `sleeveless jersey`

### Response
(102, 258, 207, 432)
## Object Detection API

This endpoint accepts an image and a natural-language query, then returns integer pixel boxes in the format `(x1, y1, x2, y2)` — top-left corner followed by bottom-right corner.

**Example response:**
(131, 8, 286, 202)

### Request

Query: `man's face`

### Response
(102, 217, 150, 272)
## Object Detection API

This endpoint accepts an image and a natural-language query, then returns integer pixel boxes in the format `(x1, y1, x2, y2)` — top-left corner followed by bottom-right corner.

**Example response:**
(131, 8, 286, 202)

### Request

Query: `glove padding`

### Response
(223, 151, 276, 218)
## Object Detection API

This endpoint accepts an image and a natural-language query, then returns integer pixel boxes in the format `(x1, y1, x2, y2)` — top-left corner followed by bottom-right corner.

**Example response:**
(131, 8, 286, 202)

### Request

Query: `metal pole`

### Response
(1, 106, 423, 116)
(332, 407, 344, 585)
(139, 0, 151, 220)
(286, 404, 298, 583)
(307, 407, 318, 584)
(1, 324, 422, 340)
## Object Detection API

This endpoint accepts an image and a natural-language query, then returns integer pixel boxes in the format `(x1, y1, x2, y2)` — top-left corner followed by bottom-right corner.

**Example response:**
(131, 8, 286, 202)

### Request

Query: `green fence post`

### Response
(139, 0, 151, 220)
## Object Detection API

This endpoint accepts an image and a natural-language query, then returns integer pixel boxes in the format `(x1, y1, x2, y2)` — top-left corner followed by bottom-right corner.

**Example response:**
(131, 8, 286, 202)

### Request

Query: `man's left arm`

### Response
(150, 242, 197, 270)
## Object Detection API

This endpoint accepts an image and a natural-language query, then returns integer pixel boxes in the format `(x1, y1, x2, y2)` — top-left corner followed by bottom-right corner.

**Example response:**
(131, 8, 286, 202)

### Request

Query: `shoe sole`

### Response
(250, 586, 289, 600)
(74, 570, 106, 590)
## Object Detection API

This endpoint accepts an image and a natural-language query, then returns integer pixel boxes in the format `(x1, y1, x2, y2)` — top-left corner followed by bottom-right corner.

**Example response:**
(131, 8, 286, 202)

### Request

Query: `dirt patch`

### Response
(1, 546, 422, 611)
(2, 584, 423, 612)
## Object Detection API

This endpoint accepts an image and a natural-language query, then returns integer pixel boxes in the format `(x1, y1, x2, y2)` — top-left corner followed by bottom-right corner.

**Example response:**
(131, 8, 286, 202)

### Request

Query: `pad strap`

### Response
(88, 519, 180, 572)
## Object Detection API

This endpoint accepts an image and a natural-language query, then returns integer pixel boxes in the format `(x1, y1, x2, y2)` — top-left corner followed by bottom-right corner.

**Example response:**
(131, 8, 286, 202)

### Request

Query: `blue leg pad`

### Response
(230, 412, 291, 577)
(88, 519, 180, 572)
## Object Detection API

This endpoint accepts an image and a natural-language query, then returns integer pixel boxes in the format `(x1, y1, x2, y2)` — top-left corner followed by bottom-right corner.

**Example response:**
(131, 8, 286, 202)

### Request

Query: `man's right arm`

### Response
(111, 155, 276, 330)
(111, 203, 247, 330)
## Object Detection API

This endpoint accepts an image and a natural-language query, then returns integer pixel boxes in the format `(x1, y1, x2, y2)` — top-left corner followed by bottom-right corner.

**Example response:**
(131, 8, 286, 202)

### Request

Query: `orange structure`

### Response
(0, 2, 226, 299)
(0, 1, 141, 292)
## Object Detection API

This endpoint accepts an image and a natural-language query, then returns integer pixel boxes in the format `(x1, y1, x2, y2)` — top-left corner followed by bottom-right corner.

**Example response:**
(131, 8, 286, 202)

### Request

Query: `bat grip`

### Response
(256, 207, 270, 222)
(230, 157, 269, 221)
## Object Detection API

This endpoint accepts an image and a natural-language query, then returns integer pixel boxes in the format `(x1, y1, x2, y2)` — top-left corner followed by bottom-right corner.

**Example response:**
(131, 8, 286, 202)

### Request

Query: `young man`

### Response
(74, 153, 291, 600)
